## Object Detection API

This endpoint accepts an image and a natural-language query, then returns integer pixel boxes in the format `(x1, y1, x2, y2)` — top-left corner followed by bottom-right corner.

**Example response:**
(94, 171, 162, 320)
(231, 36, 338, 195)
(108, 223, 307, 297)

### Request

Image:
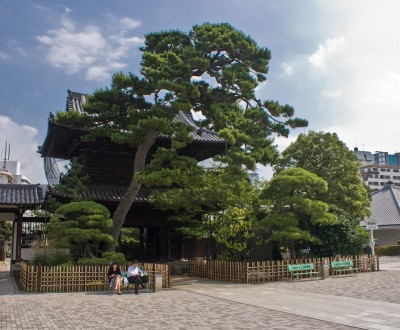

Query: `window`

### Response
(380, 182, 385, 186)
(375, 175, 379, 178)
(381, 168, 387, 172)
(394, 169, 399, 173)
(393, 176, 400, 180)
(387, 169, 391, 172)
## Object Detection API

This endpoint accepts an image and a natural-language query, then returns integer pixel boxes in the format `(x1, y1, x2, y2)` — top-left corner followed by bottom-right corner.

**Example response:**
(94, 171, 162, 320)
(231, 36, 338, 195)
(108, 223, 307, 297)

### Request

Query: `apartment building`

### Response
(360, 165, 400, 192)
(353, 148, 400, 192)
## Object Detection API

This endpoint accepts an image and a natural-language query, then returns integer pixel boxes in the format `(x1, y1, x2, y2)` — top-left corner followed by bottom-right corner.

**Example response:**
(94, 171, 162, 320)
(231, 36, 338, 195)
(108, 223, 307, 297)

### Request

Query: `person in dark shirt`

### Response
(107, 261, 122, 295)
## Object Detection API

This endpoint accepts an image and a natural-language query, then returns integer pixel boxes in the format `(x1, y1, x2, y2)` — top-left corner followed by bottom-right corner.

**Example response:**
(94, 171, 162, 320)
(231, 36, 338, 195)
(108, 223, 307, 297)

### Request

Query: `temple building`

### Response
(38, 90, 226, 261)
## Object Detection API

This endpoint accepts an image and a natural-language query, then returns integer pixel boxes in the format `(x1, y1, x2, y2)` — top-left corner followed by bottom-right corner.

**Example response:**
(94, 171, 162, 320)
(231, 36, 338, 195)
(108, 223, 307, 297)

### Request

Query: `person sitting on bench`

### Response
(127, 260, 146, 294)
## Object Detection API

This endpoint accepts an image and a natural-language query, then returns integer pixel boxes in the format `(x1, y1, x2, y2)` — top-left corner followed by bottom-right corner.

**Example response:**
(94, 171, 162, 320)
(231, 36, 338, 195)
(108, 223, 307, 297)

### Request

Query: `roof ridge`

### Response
(389, 185, 400, 211)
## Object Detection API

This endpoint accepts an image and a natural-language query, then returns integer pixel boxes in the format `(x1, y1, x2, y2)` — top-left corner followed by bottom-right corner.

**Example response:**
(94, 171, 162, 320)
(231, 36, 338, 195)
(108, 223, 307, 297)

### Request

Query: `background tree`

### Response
(47, 201, 114, 260)
(0, 221, 12, 259)
(260, 168, 337, 259)
(55, 23, 307, 246)
(276, 131, 370, 256)
(0, 221, 12, 242)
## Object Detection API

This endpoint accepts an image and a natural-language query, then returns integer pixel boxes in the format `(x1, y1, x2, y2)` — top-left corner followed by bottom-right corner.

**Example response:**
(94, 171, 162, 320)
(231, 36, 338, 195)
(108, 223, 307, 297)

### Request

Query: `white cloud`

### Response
(321, 89, 342, 98)
(308, 37, 345, 69)
(280, 62, 293, 76)
(120, 17, 141, 31)
(0, 52, 9, 60)
(36, 16, 143, 82)
(0, 116, 46, 184)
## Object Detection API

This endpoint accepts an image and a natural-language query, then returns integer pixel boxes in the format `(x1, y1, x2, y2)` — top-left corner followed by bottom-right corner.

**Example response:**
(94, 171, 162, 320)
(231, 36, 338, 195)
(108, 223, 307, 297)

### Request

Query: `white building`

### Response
(0, 160, 31, 184)
(360, 165, 400, 192)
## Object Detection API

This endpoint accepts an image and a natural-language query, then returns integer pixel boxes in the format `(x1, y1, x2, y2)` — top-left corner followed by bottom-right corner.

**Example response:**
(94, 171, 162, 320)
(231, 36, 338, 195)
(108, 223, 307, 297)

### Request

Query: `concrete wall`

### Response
(373, 228, 400, 246)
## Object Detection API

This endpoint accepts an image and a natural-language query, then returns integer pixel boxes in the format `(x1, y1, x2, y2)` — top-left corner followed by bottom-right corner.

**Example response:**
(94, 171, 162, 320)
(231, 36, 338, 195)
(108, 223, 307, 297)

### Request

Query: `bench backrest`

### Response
(288, 263, 314, 271)
(330, 260, 353, 268)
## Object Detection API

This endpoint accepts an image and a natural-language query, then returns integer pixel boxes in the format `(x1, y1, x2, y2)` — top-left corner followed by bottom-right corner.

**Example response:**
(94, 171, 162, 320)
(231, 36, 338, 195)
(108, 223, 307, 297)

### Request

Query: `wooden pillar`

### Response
(160, 225, 166, 261)
(15, 210, 23, 262)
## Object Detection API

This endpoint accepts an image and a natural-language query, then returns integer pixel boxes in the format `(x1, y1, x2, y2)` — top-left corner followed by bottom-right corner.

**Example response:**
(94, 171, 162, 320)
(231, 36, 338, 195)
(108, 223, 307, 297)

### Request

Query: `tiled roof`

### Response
(0, 184, 46, 206)
(173, 111, 224, 143)
(362, 185, 400, 227)
(49, 185, 150, 203)
(66, 90, 224, 143)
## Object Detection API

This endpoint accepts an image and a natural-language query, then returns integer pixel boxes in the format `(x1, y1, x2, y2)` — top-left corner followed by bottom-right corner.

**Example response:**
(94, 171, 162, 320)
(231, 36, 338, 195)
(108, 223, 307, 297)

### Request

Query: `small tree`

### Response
(47, 201, 114, 260)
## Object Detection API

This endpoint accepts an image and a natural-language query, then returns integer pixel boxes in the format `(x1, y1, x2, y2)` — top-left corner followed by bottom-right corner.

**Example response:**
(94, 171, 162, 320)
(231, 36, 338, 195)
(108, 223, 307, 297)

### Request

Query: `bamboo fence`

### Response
(189, 255, 379, 283)
(19, 261, 170, 293)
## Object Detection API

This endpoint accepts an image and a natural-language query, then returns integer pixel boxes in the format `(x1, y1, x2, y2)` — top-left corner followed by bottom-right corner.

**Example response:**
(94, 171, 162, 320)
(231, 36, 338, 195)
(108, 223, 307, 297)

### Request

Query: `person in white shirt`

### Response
(127, 260, 145, 294)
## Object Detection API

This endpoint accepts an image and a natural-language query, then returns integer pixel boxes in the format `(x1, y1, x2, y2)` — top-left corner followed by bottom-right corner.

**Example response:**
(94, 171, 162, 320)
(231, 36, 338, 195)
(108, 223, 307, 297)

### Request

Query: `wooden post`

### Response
(37, 263, 42, 292)
(15, 211, 23, 262)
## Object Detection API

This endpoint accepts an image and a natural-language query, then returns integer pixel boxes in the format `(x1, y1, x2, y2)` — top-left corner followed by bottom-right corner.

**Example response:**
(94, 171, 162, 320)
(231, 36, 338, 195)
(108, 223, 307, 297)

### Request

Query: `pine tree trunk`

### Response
(111, 130, 160, 249)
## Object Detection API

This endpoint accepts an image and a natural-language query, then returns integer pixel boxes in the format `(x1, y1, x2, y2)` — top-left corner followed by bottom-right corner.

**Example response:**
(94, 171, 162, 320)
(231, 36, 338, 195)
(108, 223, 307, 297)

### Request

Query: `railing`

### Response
(189, 255, 379, 283)
(19, 261, 170, 292)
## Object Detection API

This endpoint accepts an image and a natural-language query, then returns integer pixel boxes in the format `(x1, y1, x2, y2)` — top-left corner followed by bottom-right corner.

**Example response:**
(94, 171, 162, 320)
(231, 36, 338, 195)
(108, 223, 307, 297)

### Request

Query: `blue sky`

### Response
(1, 0, 400, 183)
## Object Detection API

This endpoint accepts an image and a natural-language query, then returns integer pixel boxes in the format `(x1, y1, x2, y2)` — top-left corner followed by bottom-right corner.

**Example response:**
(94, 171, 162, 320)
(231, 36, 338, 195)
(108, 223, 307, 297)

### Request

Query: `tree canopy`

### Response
(47, 201, 114, 260)
(275, 131, 370, 256)
(276, 131, 370, 220)
(260, 167, 337, 259)
(55, 23, 307, 245)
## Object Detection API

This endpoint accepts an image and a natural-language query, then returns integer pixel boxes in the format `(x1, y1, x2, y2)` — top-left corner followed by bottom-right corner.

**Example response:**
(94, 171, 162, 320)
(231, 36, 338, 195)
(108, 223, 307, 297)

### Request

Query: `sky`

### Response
(1, 0, 400, 184)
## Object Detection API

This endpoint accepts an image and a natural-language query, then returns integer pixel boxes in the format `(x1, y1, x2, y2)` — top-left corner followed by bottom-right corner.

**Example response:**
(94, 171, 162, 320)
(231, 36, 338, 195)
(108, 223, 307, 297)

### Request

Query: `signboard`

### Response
(365, 220, 378, 230)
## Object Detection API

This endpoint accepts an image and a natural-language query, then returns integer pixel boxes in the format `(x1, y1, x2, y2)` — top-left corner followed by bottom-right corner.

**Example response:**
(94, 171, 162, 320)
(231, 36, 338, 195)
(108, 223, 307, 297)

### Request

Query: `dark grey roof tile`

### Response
(0, 184, 46, 206)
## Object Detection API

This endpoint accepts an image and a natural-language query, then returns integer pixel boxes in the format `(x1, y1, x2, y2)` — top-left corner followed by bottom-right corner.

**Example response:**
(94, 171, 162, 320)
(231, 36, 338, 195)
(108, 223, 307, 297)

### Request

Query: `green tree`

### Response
(260, 168, 337, 259)
(309, 206, 369, 256)
(55, 23, 307, 245)
(0, 221, 12, 256)
(47, 201, 114, 259)
(277, 131, 370, 219)
(147, 165, 258, 260)
(276, 131, 370, 256)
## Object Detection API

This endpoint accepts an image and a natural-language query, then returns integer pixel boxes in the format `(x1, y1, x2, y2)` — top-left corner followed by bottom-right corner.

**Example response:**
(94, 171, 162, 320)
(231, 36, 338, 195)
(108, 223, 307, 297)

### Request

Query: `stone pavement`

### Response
(0, 257, 399, 329)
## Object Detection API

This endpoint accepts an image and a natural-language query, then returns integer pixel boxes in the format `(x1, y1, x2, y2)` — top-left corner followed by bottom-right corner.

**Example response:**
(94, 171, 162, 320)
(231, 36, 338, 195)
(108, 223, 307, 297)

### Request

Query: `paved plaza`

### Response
(0, 258, 400, 329)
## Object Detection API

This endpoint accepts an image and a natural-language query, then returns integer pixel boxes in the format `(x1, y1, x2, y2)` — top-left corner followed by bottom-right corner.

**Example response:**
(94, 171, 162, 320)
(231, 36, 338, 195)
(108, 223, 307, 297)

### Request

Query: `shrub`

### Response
(102, 252, 126, 265)
(77, 252, 126, 266)
(375, 245, 400, 256)
(77, 257, 109, 266)
(31, 249, 72, 266)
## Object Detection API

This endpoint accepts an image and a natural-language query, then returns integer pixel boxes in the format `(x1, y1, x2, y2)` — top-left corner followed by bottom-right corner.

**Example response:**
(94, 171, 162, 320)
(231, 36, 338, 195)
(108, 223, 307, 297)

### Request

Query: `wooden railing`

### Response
(189, 255, 379, 283)
(19, 261, 170, 292)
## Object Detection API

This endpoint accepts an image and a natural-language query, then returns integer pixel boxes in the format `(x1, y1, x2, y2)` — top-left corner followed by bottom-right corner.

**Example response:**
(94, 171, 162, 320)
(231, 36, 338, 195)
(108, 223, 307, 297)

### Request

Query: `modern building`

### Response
(353, 148, 400, 192)
(353, 148, 400, 167)
(0, 142, 32, 184)
(360, 165, 400, 192)
(353, 147, 373, 166)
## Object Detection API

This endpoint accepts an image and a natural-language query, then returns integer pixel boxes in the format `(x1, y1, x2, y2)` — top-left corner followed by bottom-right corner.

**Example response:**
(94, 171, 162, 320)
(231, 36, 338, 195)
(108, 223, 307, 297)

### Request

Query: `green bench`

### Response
(330, 260, 358, 276)
(288, 263, 320, 280)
